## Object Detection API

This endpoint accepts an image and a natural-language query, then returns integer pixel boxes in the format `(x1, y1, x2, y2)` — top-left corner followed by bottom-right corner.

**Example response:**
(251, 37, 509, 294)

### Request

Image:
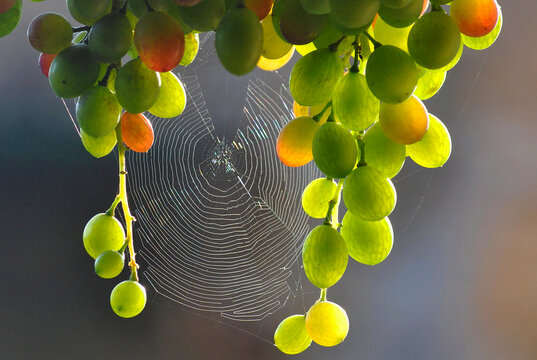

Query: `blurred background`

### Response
(1, 1, 536, 359)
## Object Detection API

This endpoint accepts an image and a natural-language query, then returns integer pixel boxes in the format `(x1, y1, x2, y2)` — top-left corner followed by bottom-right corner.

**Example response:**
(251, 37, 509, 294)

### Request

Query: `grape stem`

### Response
(350, 36, 362, 73)
(363, 31, 382, 49)
(328, 36, 347, 53)
(323, 178, 344, 229)
(98, 63, 118, 87)
(311, 101, 332, 123)
(354, 131, 367, 167)
(319, 288, 327, 302)
(106, 195, 121, 216)
(115, 126, 139, 282)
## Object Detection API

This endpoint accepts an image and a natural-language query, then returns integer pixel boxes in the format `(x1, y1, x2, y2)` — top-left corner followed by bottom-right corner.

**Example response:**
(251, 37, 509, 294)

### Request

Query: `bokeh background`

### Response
(1, 1, 536, 359)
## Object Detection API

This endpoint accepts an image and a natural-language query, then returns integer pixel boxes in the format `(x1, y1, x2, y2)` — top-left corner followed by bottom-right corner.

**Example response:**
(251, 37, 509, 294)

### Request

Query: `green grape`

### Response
(125, 9, 139, 28)
(128, 0, 150, 18)
(148, 72, 186, 118)
(72, 31, 87, 43)
(215, 8, 263, 75)
(110, 280, 147, 318)
(178, 0, 226, 32)
(330, 16, 373, 36)
(302, 225, 348, 289)
(89, 12, 133, 63)
(274, 315, 312, 354)
(378, 0, 422, 28)
(406, 114, 451, 168)
(180, 33, 200, 65)
(305, 301, 349, 347)
(27, 13, 73, 54)
(408, 11, 461, 70)
(294, 42, 316, 56)
(115, 58, 161, 114)
(271, 0, 290, 42)
(380, 0, 413, 8)
(279, 0, 327, 45)
(414, 69, 446, 100)
(290, 49, 343, 105)
(373, 16, 412, 52)
(95, 250, 125, 279)
(340, 212, 393, 265)
(312, 21, 344, 50)
(76, 86, 122, 138)
(299, 0, 329, 14)
(161, 0, 195, 34)
(365, 45, 418, 104)
(80, 128, 117, 158)
(342, 166, 396, 221)
(261, 17, 292, 59)
(83, 213, 125, 259)
(49, 44, 100, 99)
(312, 122, 358, 179)
(0, 0, 22, 38)
(462, 7, 502, 50)
(67, 0, 112, 25)
(362, 123, 406, 179)
(329, 0, 379, 29)
(332, 71, 379, 131)
(301, 178, 337, 218)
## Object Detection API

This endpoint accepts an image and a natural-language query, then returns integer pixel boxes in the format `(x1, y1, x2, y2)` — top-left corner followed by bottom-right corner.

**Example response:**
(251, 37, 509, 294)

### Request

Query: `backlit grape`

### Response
(95, 250, 124, 279)
(312, 122, 358, 179)
(110, 280, 147, 318)
(274, 315, 312, 354)
(302, 178, 337, 218)
(76, 86, 122, 138)
(115, 58, 161, 114)
(305, 301, 349, 347)
(28, 13, 73, 54)
(83, 213, 125, 259)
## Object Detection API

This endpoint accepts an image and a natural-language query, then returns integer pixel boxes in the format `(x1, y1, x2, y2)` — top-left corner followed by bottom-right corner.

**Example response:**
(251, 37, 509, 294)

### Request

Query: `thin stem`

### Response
(323, 178, 344, 228)
(106, 195, 121, 216)
(312, 101, 332, 123)
(319, 288, 327, 301)
(98, 63, 117, 87)
(116, 126, 139, 282)
(350, 36, 361, 73)
(363, 31, 382, 49)
(354, 131, 367, 167)
(72, 25, 91, 33)
(328, 36, 347, 53)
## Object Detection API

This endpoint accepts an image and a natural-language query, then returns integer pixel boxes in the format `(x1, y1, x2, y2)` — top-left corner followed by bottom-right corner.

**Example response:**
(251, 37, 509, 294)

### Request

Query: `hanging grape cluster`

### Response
(1, 0, 502, 350)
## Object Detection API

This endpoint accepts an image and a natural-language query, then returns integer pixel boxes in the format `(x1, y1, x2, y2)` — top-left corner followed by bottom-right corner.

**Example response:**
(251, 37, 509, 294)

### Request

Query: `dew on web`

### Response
(125, 33, 320, 336)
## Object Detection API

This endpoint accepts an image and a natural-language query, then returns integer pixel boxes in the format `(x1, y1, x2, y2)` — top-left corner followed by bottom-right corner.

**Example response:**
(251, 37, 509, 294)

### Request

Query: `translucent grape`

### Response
(305, 301, 349, 347)
(121, 112, 154, 153)
(414, 69, 446, 100)
(76, 86, 122, 138)
(49, 44, 100, 99)
(406, 114, 452, 168)
(94, 250, 124, 279)
(276, 116, 320, 167)
(462, 7, 502, 50)
(329, 0, 379, 29)
(0, 0, 21, 38)
(342, 166, 396, 221)
(257, 47, 295, 71)
(290, 49, 343, 105)
(362, 123, 406, 179)
(365, 45, 418, 104)
(134, 11, 185, 72)
(437, 38, 463, 72)
(450, 0, 499, 37)
(261, 16, 293, 59)
(67, 0, 112, 25)
(279, 0, 327, 45)
(379, 95, 429, 145)
(373, 16, 412, 52)
(274, 315, 312, 354)
(180, 33, 200, 66)
(215, 8, 263, 76)
(301, 178, 337, 218)
(295, 42, 316, 56)
(340, 212, 393, 265)
(332, 71, 379, 131)
(89, 13, 133, 63)
(178, 0, 226, 32)
(80, 129, 117, 158)
(378, 0, 422, 28)
(312, 122, 358, 179)
(115, 58, 161, 114)
(83, 213, 125, 259)
(110, 280, 147, 318)
(302, 225, 348, 289)
(27, 13, 73, 54)
(148, 71, 186, 118)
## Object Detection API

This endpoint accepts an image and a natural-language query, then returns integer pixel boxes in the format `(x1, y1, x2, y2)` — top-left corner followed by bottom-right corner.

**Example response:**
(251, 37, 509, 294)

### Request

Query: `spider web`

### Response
(126, 33, 320, 327)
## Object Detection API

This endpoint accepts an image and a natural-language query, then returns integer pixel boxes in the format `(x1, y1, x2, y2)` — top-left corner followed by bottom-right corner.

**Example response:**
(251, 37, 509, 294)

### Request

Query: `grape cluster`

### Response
(272, 0, 502, 355)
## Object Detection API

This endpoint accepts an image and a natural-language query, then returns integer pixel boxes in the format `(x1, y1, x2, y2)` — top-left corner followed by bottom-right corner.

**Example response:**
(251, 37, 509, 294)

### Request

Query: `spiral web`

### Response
(126, 33, 320, 330)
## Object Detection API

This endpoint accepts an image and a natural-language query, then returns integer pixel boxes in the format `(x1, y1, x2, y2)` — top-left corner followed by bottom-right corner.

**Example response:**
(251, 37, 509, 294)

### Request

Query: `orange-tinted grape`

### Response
(121, 112, 154, 153)
(28, 13, 73, 54)
(178, 0, 226, 32)
(229, 0, 273, 20)
(462, 7, 502, 50)
(279, 0, 327, 45)
(67, 0, 112, 25)
(408, 11, 461, 70)
(329, 0, 379, 29)
(379, 95, 428, 145)
(38, 52, 56, 77)
(49, 44, 100, 99)
(135, 11, 185, 72)
(215, 8, 263, 76)
(450, 0, 499, 37)
(89, 12, 133, 63)
(365, 45, 418, 104)
(115, 58, 161, 114)
(276, 116, 320, 167)
(0, 0, 16, 14)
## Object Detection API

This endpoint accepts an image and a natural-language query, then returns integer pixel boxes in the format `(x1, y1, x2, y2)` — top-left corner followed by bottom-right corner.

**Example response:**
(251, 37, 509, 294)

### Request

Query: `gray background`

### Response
(1, 1, 536, 359)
